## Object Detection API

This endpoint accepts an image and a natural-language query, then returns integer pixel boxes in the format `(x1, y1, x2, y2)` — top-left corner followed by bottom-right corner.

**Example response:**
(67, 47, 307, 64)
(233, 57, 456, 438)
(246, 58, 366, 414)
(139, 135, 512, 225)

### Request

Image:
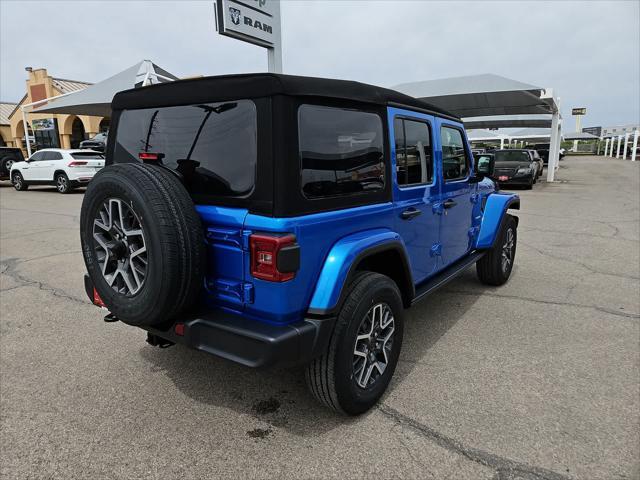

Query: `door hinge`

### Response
(242, 230, 252, 250)
(430, 244, 442, 257)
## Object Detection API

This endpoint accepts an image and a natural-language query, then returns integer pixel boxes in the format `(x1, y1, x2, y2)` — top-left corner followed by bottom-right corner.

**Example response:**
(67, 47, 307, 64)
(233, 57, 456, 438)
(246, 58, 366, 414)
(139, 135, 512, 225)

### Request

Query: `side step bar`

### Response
(412, 250, 485, 305)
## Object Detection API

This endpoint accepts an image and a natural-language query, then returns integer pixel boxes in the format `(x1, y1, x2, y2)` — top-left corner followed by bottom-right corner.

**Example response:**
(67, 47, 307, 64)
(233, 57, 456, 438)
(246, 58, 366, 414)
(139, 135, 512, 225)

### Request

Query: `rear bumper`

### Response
(84, 275, 334, 368)
(67, 171, 97, 183)
(145, 311, 335, 368)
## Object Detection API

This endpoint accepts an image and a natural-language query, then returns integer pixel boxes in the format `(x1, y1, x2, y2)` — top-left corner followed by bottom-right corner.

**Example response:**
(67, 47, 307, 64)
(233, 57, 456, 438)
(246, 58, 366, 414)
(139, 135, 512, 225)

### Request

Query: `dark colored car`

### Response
(79, 73, 520, 415)
(492, 149, 538, 189)
(0, 147, 25, 180)
(79, 132, 108, 152)
(531, 143, 565, 164)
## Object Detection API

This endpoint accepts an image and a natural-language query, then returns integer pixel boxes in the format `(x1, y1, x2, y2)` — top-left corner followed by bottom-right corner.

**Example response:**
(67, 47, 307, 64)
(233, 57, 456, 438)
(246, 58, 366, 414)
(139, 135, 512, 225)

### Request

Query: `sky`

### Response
(1, 0, 639, 129)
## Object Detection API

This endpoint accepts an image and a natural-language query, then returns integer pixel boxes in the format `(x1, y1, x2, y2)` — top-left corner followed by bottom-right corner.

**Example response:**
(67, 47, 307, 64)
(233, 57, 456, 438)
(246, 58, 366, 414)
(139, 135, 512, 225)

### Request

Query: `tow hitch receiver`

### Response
(146, 333, 175, 349)
(103, 313, 119, 323)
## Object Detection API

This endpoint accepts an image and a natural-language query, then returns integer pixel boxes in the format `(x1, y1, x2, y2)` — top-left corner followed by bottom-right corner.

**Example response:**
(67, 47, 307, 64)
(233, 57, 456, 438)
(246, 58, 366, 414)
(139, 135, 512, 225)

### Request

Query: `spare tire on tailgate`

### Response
(80, 163, 205, 327)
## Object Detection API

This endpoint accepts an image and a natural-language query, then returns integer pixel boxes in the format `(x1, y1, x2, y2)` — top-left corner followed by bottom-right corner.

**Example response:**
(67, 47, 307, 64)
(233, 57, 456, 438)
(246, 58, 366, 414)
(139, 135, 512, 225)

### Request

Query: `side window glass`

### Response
(394, 118, 433, 186)
(298, 104, 385, 199)
(441, 127, 469, 181)
(29, 152, 45, 162)
(47, 152, 63, 160)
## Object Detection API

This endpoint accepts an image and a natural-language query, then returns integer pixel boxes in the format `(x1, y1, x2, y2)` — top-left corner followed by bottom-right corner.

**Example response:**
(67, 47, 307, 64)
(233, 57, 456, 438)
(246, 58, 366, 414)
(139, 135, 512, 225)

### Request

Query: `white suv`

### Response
(10, 149, 105, 193)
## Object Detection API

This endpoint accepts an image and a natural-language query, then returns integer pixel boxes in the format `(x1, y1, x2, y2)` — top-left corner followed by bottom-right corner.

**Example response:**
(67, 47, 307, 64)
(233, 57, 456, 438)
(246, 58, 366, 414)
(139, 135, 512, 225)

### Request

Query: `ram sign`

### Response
(215, 0, 281, 48)
(572, 108, 587, 116)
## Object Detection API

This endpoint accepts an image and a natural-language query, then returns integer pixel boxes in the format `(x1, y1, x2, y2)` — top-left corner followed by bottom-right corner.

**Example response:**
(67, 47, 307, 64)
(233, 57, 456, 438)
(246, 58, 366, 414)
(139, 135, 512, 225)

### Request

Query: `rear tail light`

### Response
(250, 233, 300, 282)
(138, 152, 163, 161)
(92, 288, 106, 308)
(68, 161, 88, 167)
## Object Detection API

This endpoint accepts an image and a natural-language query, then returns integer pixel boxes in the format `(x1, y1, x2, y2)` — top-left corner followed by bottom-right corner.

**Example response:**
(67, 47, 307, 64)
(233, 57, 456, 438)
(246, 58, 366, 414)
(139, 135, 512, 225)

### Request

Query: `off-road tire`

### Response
(476, 214, 517, 286)
(305, 272, 404, 415)
(56, 172, 72, 194)
(1, 156, 15, 176)
(80, 163, 205, 327)
(12, 172, 28, 191)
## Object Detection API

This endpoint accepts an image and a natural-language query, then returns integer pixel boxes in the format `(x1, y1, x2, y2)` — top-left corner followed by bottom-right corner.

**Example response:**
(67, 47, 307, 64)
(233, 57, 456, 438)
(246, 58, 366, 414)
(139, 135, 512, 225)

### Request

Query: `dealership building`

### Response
(1, 67, 108, 153)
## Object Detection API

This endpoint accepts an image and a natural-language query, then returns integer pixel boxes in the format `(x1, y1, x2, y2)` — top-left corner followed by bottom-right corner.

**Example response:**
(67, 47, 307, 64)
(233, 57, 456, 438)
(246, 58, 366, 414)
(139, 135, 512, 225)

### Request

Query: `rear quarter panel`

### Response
(243, 203, 396, 324)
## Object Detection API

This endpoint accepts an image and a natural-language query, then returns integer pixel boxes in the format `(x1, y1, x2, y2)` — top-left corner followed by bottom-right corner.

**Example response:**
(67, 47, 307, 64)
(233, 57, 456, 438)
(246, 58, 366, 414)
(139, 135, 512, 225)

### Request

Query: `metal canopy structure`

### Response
(466, 128, 510, 149)
(394, 74, 562, 181)
(509, 128, 552, 142)
(464, 117, 552, 130)
(466, 129, 503, 141)
(33, 60, 177, 118)
(563, 131, 598, 140)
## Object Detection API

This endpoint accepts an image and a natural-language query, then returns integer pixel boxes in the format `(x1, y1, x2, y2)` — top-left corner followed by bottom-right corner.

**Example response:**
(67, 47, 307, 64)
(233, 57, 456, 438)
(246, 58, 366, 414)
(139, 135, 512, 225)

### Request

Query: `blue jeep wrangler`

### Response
(80, 74, 519, 415)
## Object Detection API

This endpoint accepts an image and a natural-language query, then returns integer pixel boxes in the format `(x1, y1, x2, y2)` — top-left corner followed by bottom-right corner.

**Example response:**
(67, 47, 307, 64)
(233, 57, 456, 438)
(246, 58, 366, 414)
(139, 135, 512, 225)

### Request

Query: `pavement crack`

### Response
(518, 226, 635, 242)
(520, 241, 640, 281)
(0, 207, 79, 223)
(391, 424, 434, 476)
(0, 257, 86, 306)
(0, 227, 74, 241)
(378, 404, 573, 480)
(443, 289, 639, 320)
(0, 284, 30, 293)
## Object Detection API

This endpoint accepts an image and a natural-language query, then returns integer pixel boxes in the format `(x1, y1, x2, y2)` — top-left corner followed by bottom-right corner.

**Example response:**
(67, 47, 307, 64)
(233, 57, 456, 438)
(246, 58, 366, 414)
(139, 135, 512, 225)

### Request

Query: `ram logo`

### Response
(229, 7, 241, 25)
(243, 15, 272, 33)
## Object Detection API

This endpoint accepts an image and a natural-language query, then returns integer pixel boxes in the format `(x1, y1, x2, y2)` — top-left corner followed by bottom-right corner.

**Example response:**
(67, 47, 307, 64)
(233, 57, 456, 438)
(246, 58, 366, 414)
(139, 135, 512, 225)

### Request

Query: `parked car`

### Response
(79, 74, 520, 415)
(492, 149, 538, 189)
(80, 132, 108, 152)
(0, 147, 25, 180)
(532, 143, 565, 164)
(10, 148, 105, 193)
(527, 149, 544, 178)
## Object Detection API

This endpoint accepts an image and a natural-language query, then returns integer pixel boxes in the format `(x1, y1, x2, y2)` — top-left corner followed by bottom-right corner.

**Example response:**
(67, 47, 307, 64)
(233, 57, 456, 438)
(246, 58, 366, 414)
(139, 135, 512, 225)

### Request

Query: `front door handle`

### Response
(401, 207, 422, 220)
(443, 199, 458, 209)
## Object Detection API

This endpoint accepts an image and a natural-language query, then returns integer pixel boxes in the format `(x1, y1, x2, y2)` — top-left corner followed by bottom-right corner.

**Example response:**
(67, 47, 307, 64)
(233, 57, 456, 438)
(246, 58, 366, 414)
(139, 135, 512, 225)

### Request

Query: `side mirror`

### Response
(474, 155, 495, 178)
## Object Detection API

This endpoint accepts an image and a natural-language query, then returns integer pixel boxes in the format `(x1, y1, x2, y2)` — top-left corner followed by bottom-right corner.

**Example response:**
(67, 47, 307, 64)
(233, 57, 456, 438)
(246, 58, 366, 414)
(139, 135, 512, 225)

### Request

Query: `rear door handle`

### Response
(401, 207, 422, 220)
(443, 199, 458, 209)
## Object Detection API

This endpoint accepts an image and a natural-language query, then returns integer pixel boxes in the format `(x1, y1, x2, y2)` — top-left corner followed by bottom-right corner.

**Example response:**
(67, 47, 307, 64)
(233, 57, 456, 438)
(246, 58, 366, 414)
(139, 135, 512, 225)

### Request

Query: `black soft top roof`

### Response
(111, 73, 459, 120)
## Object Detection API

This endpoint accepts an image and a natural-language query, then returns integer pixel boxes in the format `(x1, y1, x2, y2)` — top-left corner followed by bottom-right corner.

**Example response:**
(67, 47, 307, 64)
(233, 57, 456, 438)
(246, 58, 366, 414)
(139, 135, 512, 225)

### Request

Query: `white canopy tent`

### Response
(394, 74, 562, 182)
(509, 128, 552, 142)
(34, 60, 177, 117)
(466, 128, 510, 148)
(563, 131, 598, 141)
(464, 115, 552, 130)
(21, 60, 177, 157)
(503, 128, 552, 149)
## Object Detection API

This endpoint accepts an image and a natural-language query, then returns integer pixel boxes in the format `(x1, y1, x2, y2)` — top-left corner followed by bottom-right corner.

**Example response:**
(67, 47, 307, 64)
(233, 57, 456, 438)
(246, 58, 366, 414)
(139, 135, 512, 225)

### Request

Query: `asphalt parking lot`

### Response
(1, 155, 638, 480)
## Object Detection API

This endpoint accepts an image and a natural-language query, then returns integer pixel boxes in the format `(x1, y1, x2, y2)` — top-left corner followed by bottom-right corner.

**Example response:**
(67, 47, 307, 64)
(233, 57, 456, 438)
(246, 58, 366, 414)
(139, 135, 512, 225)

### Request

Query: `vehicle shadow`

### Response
(12, 186, 86, 194)
(138, 271, 487, 436)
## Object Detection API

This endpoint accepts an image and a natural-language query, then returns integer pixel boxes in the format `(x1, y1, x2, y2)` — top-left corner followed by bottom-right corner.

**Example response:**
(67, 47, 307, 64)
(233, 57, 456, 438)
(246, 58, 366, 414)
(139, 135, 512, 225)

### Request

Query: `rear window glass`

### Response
(71, 152, 104, 159)
(494, 151, 531, 162)
(298, 105, 384, 199)
(114, 100, 257, 196)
